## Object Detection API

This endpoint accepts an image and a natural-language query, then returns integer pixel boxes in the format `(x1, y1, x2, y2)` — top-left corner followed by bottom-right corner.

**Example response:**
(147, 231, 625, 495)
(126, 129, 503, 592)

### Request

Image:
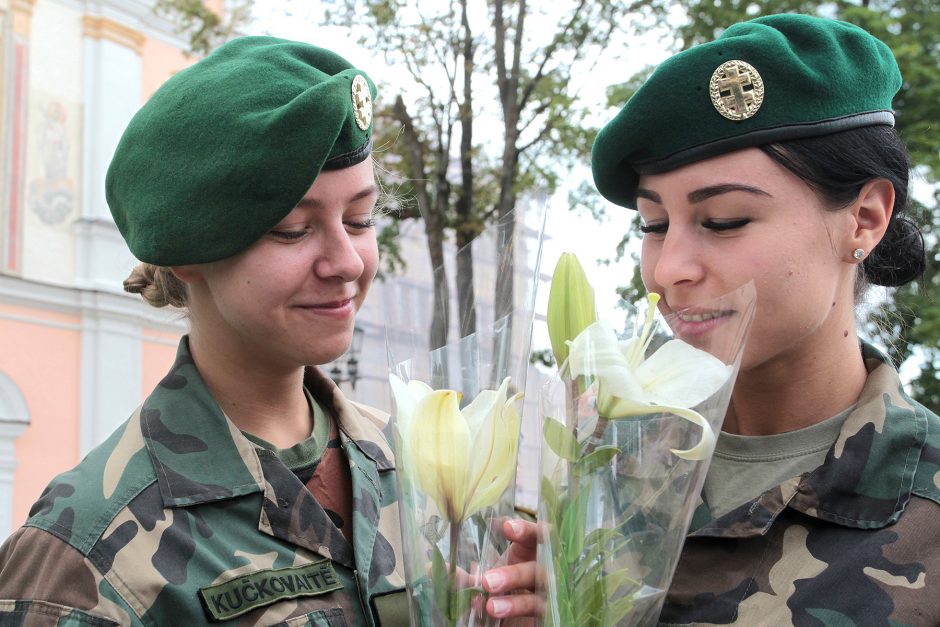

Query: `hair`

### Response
(760, 126, 926, 297)
(124, 263, 188, 309)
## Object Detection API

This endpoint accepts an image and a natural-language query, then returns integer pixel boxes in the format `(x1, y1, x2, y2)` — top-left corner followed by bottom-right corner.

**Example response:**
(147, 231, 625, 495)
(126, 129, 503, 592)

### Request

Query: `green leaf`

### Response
(604, 592, 637, 626)
(576, 445, 620, 474)
(571, 560, 606, 623)
(543, 416, 580, 461)
(603, 567, 640, 598)
(430, 543, 449, 616)
(540, 475, 560, 521)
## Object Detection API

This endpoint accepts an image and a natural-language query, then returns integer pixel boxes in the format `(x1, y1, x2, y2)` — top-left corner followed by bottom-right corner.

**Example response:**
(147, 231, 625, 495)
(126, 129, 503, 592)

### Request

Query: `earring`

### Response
(852, 248, 865, 260)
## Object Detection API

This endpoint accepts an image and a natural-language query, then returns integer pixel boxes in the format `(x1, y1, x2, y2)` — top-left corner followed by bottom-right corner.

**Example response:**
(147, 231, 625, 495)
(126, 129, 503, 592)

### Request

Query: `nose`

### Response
(651, 227, 705, 289)
(313, 225, 365, 282)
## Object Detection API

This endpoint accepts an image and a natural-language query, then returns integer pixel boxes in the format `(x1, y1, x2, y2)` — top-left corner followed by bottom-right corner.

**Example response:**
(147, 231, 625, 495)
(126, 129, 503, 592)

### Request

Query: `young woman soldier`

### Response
(0, 37, 536, 625)
(590, 13, 939, 625)
(332, 14, 938, 625)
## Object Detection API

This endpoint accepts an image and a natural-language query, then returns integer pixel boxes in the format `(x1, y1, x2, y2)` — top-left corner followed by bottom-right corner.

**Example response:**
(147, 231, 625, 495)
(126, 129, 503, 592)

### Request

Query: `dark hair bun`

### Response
(864, 214, 926, 287)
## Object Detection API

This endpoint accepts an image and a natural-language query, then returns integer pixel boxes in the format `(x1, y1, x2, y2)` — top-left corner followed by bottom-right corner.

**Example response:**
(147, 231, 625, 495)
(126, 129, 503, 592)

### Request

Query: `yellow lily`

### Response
(547, 252, 597, 367)
(389, 374, 522, 524)
(566, 293, 731, 460)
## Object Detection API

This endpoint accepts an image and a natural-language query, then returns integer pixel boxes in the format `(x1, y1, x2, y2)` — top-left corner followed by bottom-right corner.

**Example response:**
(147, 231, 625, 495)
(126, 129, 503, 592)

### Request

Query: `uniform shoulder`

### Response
(912, 399, 940, 506)
(25, 406, 157, 554)
(0, 526, 137, 625)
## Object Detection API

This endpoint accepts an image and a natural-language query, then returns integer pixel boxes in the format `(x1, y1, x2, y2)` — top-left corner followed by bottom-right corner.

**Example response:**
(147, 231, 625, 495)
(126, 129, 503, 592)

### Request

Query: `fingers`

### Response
(503, 519, 539, 563)
(486, 592, 544, 621)
(482, 559, 540, 596)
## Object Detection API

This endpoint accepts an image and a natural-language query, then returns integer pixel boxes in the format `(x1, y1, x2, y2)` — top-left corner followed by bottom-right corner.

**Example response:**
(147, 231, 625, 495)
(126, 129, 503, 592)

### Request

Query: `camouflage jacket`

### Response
(0, 338, 408, 626)
(661, 344, 940, 626)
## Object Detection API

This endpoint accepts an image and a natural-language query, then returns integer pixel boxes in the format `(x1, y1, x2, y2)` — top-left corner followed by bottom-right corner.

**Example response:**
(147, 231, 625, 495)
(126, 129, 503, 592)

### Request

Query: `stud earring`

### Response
(852, 248, 865, 260)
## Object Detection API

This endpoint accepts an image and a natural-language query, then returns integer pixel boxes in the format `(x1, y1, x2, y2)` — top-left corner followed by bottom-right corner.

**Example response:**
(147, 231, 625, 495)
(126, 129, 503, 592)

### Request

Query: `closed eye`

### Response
(270, 229, 309, 241)
(344, 218, 377, 230)
(639, 221, 667, 234)
(704, 218, 750, 231)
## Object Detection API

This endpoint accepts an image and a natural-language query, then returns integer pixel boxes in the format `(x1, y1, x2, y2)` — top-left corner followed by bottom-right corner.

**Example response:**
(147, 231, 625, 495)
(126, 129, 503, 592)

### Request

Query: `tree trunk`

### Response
(491, 0, 524, 384)
(393, 96, 449, 353)
(456, 0, 477, 342)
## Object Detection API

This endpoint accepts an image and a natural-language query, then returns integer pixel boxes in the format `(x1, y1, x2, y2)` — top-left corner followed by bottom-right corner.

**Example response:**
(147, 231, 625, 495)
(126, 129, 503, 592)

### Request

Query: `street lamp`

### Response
(329, 325, 365, 390)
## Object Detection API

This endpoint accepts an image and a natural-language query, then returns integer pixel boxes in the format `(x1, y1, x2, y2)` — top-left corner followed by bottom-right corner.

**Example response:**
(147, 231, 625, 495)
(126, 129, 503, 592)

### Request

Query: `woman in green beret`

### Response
(588, 12, 939, 625)
(372, 14, 940, 625)
(0, 36, 537, 625)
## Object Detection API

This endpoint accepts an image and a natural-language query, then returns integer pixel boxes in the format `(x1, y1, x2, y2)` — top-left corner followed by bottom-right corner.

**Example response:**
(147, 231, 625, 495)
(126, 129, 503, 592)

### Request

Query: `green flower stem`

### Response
(447, 522, 460, 627)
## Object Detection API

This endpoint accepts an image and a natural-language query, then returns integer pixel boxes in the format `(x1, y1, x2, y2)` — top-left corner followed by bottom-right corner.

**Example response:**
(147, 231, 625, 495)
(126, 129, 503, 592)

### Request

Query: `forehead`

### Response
(636, 148, 798, 199)
(293, 160, 377, 208)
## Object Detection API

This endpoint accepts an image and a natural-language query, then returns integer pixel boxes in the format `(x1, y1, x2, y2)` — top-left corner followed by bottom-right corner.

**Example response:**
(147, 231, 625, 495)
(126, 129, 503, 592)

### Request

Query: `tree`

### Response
(608, 0, 940, 409)
(154, 0, 253, 56)
(325, 0, 645, 354)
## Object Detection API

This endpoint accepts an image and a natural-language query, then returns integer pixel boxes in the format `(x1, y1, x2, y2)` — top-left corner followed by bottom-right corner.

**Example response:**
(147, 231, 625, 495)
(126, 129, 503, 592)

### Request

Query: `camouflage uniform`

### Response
(0, 338, 408, 626)
(661, 344, 940, 626)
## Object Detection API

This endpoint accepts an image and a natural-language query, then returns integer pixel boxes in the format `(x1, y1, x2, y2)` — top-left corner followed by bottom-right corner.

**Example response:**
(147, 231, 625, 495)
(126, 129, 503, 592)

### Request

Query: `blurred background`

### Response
(0, 0, 936, 540)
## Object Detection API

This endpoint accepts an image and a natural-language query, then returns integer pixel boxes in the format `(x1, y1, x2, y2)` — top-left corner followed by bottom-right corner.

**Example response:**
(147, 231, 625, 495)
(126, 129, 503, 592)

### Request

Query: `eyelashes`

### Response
(639, 218, 751, 234)
(344, 218, 377, 230)
(269, 218, 377, 241)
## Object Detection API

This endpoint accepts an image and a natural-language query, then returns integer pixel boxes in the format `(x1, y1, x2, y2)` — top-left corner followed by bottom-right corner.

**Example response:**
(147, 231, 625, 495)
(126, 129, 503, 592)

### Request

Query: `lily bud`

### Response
(547, 252, 597, 368)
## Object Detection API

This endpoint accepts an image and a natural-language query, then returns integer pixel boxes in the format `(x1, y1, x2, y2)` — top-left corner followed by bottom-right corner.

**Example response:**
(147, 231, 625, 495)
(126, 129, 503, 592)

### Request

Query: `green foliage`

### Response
(154, 0, 252, 56)
(540, 416, 639, 626)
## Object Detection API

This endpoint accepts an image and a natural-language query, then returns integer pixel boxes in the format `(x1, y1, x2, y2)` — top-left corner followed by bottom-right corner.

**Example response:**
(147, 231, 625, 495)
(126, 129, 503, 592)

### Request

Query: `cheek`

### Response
(639, 241, 660, 291)
(358, 239, 380, 285)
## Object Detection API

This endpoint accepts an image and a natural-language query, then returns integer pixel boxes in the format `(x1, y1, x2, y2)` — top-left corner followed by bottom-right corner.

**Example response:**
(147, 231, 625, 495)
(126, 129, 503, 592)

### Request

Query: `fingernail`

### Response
(484, 571, 505, 591)
(489, 599, 510, 617)
(507, 519, 523, 535)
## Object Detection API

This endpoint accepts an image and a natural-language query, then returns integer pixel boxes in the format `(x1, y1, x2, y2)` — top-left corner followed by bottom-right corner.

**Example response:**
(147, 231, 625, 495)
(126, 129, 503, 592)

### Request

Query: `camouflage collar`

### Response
(302, 366, 395, 471)
(789, 342, 931, 529)
(141, 337, 394, 508)
(693, 342, 934, 536)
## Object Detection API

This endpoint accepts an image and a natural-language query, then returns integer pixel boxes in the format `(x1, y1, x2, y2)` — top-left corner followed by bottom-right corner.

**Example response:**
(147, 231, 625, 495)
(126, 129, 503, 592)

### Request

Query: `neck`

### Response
(723, 330, 867, 436)
(186, 330, 312, 448)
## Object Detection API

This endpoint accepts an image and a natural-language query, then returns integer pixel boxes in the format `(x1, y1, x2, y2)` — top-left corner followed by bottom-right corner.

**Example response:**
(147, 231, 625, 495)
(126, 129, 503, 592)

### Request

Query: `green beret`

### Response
(106, 36, 377, 265)
(592, 14, 902, 208)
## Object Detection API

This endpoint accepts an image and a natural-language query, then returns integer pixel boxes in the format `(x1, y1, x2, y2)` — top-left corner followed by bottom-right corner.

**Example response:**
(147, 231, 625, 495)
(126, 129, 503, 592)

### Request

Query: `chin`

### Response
(300, 341, 352, 368)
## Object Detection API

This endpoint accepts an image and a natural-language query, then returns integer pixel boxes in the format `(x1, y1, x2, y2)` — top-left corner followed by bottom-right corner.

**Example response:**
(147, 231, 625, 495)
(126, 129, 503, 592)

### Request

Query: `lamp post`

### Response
(329, 325, 365, 390)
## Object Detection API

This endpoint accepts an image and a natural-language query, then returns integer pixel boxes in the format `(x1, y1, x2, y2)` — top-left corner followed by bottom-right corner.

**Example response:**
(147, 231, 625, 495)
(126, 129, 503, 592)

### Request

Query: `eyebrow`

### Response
(635, 183, 772, 205)
(296, 184, 379, 209)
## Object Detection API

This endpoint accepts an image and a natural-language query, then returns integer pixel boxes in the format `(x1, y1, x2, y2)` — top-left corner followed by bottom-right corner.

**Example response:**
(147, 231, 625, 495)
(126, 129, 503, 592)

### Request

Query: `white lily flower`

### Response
(566, 293, 731, 460)
(389, 374, 522, 524)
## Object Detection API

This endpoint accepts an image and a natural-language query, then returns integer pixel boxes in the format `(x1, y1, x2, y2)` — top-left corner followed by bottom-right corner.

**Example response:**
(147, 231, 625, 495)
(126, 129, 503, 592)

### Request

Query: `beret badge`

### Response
(352, 74, 373, 131)
(709, 60, 764, 121)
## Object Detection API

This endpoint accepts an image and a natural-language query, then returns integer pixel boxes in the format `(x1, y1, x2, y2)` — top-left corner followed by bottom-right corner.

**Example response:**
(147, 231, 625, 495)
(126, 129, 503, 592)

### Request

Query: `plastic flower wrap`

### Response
(384, 208, 545, 626)
(537, 253, 756, 626)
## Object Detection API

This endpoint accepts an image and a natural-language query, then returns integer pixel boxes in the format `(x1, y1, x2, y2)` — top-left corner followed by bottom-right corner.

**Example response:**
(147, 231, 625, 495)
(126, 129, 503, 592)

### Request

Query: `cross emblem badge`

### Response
(709, 60, 764, 121)
(351, 74, 373, 131)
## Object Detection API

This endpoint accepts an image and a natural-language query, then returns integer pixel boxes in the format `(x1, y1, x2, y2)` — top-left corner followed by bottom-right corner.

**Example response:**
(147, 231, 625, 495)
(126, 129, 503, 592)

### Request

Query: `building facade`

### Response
(0, 0, 203, 539)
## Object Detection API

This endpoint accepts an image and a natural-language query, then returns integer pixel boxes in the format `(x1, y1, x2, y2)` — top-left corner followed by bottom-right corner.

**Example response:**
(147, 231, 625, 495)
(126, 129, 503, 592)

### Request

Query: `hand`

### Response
(482, 519, 544, 623)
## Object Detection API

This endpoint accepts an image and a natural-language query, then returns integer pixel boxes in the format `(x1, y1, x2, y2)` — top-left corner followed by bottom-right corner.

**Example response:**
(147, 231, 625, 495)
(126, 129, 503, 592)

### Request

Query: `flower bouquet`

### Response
(385, 208, 545, 626)
(537, 253, 756, 626)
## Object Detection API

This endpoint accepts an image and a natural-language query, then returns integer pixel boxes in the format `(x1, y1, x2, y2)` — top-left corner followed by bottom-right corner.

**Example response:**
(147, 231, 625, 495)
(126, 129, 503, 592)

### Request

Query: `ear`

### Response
(847, 178, 894, 262)
(169, 265, 204, 285)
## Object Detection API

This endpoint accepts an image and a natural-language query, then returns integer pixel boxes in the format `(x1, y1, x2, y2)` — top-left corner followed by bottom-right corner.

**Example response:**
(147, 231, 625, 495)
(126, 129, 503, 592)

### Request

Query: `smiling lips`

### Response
(675, 308, 733, 323)
(295, 297, 356, 317)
